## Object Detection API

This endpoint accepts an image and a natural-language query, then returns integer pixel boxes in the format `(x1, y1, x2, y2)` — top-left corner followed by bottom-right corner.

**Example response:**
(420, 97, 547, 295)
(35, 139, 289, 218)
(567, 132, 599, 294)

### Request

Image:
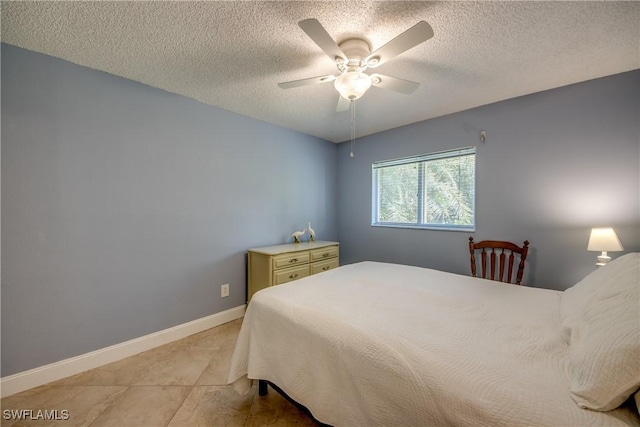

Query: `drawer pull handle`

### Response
(289, 258, 298, 263)
(322, 252, 330, 257)
(322, 266, 331, 271)
(288, 273, 299, 279)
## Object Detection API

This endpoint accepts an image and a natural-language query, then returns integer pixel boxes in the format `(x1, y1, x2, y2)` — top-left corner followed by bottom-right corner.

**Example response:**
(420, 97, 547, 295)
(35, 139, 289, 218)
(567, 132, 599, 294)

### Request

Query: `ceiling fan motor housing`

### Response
(337, 38, 371, 71)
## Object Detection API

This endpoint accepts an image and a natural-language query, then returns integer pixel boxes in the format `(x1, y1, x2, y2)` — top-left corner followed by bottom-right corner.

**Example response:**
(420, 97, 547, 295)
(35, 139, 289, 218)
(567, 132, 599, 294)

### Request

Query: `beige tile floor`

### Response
(1, 319, 317, 426)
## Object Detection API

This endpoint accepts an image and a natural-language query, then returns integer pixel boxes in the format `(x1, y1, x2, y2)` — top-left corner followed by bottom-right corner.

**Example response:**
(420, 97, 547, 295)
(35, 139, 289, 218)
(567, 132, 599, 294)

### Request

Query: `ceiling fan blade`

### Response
(370, 74, 420, 94)
(278, 75, 336, 89)
(365, 21, 434, 68)
(299, 19, 347, 63)
(336, 96, 351, 112)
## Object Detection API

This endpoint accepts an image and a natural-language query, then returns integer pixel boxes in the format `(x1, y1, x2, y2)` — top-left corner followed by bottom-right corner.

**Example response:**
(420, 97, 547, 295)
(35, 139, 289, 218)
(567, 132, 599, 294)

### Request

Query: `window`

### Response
(372, 147, 476, 230)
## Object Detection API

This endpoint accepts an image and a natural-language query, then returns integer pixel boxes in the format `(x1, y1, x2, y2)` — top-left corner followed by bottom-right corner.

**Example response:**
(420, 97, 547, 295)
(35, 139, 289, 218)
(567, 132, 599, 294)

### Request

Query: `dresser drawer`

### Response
(310, 246, 339, 262)
(310, 258, 339, 275)
(273, 252, 310, 270)
(273, 265, 310, 285)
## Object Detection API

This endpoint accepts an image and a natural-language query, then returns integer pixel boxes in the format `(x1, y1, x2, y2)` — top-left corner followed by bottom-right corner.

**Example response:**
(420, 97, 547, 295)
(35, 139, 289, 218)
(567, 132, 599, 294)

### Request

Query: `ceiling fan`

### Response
(278, 19, 434, 111)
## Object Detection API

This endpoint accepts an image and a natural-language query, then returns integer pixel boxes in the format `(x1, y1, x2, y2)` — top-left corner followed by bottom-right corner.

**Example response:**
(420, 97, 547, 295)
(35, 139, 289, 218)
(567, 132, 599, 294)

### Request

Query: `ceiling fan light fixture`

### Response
(334, 68, 372, 100)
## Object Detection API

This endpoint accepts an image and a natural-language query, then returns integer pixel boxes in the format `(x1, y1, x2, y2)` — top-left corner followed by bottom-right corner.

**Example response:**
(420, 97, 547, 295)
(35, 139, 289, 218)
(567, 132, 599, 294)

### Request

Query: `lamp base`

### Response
(595, 252, 611, 268)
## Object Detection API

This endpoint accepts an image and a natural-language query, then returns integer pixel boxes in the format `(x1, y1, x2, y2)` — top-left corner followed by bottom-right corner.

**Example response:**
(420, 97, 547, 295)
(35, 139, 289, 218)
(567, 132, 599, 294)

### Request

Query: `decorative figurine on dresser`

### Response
(307, 222, 316, 242)
(291, 228, 306, 243)
(246, 239, 339, 302)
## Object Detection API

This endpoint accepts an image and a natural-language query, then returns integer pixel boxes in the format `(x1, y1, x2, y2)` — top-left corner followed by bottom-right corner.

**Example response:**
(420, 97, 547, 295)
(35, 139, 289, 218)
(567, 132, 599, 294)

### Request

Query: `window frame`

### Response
(371, 146, 476, 232)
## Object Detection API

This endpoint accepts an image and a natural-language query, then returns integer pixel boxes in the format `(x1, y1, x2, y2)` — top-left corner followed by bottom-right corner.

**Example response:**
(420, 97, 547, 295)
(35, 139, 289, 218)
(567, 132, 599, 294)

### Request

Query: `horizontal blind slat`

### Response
(372, 146, 475, 169)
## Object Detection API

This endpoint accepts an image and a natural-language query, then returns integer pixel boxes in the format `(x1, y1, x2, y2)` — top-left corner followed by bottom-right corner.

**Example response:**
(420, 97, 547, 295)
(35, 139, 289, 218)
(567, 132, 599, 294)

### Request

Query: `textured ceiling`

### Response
(2, 1, 639, 143)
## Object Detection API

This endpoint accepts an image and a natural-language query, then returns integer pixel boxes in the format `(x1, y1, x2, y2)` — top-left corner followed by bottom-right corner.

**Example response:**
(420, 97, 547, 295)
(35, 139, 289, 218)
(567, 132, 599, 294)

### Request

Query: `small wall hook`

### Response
(479, 130, 487, 143)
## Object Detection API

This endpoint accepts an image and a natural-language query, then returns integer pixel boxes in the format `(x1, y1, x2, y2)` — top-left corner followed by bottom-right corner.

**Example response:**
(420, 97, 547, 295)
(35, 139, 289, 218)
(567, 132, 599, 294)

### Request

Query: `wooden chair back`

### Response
(468, 237, 530, 285)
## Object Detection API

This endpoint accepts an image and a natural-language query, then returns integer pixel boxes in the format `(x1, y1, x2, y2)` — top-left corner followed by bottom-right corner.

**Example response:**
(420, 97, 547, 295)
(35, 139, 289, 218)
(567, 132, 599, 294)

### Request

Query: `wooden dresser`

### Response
(247, 241, 340, 302)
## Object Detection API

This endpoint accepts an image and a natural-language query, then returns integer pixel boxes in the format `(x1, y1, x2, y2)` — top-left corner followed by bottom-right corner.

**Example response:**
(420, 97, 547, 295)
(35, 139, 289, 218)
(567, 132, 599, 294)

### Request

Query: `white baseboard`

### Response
(0, 305, 246, 398)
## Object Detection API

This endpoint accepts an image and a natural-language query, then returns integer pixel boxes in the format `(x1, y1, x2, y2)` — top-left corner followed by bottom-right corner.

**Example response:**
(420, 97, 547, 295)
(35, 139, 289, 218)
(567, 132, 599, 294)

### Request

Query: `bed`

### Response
(228, 253, 640, 426)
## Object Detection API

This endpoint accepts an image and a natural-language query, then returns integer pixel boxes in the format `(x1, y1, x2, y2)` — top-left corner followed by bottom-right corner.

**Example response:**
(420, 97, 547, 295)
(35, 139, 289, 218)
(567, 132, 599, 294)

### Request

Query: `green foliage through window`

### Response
(372, 147, 475, 230)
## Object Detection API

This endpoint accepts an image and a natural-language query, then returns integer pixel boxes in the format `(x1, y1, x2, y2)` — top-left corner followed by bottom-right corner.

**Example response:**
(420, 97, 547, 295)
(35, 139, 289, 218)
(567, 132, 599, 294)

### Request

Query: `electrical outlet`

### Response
(221, 284, 230, 298)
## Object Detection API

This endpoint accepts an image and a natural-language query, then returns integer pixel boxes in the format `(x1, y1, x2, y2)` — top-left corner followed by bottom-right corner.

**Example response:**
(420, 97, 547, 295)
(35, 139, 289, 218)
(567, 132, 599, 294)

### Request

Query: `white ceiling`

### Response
(1, 1, 639, 143)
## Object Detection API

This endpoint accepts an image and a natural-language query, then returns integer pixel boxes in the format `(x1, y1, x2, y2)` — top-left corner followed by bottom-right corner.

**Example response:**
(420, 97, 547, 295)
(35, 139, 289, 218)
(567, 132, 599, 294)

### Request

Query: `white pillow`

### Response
(566, 253, 640, 411)
(560, 253, 639, 342)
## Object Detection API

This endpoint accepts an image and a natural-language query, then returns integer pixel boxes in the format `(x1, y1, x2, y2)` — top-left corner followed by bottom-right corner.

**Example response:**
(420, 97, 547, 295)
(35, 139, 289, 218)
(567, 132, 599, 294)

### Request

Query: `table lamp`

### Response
(587, 227, 623, 267)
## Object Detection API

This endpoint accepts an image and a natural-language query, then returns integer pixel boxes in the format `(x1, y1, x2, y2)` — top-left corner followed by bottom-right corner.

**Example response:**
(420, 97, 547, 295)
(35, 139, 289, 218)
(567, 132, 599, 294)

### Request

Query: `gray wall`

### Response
(337, 70, 640, 290)
(1, 44, 338, 376)
(3, 42, 638, 378)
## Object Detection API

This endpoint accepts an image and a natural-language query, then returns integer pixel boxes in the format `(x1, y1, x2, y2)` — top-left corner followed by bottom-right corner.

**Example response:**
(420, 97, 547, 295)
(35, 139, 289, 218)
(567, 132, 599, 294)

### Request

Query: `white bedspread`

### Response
(228, 261, 640, 426)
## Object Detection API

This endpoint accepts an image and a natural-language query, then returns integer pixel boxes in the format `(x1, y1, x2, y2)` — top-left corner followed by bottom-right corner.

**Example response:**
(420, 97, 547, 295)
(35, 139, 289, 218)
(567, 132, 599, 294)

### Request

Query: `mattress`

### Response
(228, 261, 640, 426)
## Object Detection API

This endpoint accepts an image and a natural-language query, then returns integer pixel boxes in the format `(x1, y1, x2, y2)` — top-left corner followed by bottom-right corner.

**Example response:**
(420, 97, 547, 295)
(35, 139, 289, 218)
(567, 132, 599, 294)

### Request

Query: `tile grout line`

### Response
(86, 385, 132, 427)
(164, 385, 195, 427)
(163, 341, 217, 427)
(244, 382, 259, 427)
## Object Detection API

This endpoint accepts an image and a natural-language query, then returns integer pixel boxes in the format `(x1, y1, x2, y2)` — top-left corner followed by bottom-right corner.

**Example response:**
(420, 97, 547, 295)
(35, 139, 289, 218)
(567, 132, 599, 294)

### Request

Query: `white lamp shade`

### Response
(587, 227, 624, 252)
(334, 70, 372, 100)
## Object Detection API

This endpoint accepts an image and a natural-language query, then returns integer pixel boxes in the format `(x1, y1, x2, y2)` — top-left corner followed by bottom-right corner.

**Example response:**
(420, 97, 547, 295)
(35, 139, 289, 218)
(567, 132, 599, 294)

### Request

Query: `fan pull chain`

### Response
(350, 99, 356, 158)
